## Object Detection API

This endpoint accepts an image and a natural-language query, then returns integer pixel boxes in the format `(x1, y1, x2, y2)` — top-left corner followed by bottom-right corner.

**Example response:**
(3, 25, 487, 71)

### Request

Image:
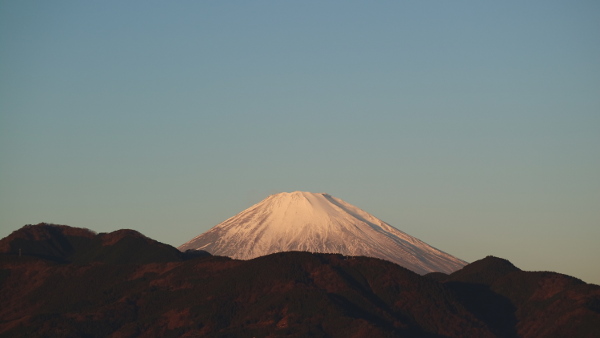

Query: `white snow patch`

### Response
(179, 191, 467, 274)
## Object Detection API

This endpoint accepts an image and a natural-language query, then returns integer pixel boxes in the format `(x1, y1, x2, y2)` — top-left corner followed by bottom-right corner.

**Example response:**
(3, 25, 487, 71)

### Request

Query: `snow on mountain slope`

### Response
(179, 191, 466, 274)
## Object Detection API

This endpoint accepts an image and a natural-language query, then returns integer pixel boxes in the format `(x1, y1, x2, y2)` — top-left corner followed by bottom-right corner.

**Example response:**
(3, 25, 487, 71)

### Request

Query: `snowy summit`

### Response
(179, 191, 466, 274)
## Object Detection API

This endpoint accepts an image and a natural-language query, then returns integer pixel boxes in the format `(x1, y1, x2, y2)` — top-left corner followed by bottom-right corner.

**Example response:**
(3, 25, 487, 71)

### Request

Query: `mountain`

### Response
(443, 256, 600, 338)
(179, 191, 466, 274)
(1, 224, 599, 337)
(0, 223, 186, 264)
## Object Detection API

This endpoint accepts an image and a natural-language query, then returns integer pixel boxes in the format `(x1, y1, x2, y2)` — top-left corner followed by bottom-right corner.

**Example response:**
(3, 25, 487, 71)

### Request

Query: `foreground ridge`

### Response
(1, 224, 599, 337)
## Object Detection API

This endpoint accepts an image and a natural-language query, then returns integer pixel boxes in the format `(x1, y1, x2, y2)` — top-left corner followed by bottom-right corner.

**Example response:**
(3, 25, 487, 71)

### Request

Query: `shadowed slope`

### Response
(1, 224, 598, 337)
(444, 256, 600, 338)
(446, 255, 521, 285)
(0, 223, 183, 264)
(0, 250, 491, 338)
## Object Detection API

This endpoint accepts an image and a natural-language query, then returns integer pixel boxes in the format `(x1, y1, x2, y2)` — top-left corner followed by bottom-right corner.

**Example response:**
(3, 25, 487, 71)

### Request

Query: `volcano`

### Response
(179, 191, 466, 274)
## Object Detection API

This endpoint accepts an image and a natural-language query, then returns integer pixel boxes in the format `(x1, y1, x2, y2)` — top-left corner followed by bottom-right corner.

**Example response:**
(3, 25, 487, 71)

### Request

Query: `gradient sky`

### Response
(1, 1, 599, 284)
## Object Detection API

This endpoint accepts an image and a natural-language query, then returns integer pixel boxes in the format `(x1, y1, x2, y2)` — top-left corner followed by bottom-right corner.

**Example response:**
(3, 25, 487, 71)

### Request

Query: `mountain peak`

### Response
(180, 192, 467, 274)
(274, 191, 326, 197)
(267, 191, 333, 207)
(446, 255, 521, 285)
(0, 224, 182, 264)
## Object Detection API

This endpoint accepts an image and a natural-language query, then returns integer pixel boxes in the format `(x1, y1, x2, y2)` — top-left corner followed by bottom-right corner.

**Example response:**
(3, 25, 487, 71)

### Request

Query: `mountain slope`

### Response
(0, 252, 494, 337)
(180, 191, 466, 274)
(445, 256, 600, 338)
(0, 223, 184, 264)
(1, 224, 599, 337)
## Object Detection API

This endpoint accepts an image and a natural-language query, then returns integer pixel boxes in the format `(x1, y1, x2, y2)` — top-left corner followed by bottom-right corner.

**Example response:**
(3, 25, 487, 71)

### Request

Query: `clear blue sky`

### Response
(1, 1, 599, 283)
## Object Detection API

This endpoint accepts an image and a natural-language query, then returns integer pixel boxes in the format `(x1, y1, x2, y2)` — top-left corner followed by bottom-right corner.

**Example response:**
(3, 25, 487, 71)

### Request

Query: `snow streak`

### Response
(179, 191, 466, 274)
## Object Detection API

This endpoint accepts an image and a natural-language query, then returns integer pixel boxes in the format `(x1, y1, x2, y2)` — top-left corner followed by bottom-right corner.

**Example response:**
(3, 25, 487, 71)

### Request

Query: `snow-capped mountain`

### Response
(179, 191, 466, 274)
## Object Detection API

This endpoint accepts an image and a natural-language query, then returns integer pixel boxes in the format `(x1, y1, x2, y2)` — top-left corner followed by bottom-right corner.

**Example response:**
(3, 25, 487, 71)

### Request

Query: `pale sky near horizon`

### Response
(1, 1, 599, 284)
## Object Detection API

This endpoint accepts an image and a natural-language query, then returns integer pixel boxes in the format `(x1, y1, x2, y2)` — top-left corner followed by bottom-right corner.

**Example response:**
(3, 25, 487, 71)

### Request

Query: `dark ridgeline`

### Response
(1, 223, 599, 337)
